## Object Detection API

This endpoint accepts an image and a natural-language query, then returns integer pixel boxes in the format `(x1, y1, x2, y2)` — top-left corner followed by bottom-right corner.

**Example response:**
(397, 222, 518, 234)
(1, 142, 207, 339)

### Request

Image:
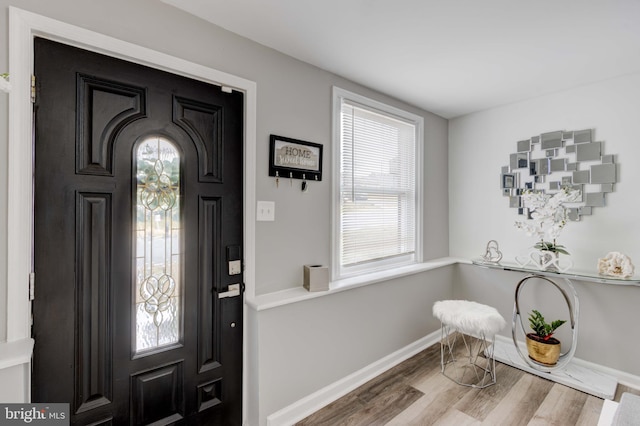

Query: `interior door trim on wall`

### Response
(6, 6, 257, 413)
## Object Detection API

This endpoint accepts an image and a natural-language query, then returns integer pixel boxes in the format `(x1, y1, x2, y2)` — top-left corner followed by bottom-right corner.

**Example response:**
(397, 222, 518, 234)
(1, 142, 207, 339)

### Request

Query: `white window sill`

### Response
(0, 338, 34, 370)
(247, 257, 470, 311)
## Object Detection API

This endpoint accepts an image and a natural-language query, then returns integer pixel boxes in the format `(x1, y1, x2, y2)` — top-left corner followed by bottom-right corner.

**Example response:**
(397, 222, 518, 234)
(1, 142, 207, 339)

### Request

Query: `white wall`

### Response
(449, 72, 640, 375)
(0, 1, 450, 425)
(449, 73, 640, 268)
(0, 364, 28, 402)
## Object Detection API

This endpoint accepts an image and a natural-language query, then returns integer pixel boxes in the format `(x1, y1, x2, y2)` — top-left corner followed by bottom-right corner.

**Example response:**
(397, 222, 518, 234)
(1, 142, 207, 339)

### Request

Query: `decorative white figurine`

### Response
(598, 252, 635, 278)
(482, 240, 503, 263)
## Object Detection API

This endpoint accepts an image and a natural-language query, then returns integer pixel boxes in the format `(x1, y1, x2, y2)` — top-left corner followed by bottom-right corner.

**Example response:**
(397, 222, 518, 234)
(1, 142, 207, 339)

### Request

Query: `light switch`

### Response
(257, 201, 275, 221)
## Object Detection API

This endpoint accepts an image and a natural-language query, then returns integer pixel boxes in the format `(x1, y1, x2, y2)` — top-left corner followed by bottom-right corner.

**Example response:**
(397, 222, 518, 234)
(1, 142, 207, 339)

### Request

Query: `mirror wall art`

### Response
(500, 129, 618, 221)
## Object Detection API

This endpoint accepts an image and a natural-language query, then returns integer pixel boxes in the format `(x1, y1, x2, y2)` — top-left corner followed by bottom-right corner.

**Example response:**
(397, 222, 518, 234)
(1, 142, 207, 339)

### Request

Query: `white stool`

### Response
(433, 300, 506, 388)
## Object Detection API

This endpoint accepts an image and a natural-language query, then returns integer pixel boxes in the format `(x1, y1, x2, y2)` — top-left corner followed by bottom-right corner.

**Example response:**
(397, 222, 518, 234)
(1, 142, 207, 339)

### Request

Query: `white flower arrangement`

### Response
(514, 186, 581, 253)
(0, 73, 11, 93)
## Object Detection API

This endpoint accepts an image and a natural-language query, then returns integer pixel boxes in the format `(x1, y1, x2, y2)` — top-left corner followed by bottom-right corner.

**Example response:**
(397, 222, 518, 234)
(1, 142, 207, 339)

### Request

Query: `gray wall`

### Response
(0, 1, 450, 424)
(254, 267, 453, 424)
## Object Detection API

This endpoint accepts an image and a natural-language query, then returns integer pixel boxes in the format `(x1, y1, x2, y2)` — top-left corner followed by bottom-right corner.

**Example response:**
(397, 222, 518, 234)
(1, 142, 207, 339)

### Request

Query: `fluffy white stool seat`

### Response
(433, 300, 506, 388)
(433, 300, 506, 337)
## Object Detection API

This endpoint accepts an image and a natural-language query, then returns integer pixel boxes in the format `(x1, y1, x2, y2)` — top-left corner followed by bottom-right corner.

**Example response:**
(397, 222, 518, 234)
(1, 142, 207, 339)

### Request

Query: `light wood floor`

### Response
(296, 341, 639, 426)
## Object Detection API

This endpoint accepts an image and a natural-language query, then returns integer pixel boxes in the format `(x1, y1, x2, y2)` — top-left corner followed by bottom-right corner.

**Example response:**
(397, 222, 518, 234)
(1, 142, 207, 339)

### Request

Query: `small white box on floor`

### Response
(303, 265, 329, 292)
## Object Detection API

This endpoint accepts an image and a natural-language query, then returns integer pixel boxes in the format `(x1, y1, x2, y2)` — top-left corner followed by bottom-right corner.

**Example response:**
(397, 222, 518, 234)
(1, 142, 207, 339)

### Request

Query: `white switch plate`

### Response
(257, 201, 275, 221)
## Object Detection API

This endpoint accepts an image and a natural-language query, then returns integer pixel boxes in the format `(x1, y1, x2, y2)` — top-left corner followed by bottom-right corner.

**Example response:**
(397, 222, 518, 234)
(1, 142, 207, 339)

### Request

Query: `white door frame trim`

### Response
(6, 7, 257, 416)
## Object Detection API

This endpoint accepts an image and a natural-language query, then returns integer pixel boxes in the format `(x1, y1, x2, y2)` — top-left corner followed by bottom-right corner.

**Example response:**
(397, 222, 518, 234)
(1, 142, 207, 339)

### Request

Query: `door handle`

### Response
(218, 283, 241, 299)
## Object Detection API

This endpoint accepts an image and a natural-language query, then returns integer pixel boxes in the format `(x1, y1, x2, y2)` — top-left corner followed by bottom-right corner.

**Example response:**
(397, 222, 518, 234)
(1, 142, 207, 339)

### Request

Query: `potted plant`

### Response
(526, 309, 566, 365)
(533, 240, 570, 271)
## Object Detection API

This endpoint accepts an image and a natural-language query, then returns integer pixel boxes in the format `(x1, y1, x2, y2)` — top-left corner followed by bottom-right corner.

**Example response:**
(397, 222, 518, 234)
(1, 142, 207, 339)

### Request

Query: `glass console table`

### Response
(470, 259, 636, 399)
(471, 258, 640, 286)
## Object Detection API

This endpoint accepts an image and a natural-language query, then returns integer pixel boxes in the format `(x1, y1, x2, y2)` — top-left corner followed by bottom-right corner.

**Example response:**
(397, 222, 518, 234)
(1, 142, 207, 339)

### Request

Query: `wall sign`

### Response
(269, 135, 323, 181)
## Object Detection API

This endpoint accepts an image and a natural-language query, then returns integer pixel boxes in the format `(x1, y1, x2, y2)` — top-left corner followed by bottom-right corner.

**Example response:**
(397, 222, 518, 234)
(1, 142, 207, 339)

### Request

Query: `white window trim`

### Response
(331, 86, 424, 281)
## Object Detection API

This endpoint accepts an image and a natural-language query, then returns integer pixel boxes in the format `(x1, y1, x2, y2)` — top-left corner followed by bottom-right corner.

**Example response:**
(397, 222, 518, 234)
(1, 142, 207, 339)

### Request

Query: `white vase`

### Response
(539, 250, 559, 272)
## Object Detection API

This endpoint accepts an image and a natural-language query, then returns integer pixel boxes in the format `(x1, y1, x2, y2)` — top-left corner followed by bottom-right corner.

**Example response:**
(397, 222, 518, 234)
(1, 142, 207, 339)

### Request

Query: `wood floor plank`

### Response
(412, 361, 467, 394)
(480, 373, 554, 426)
(385, 395, 435, 426)
(396, 372, 474, 425)
(575, 394, 604, 426)
(528, 383, 588, 425)
(295, 391, 365, 426)
(341, 382, 423, 426)
(374, 343, 442, 392)
(401, 344, 443, 385)
(386, 373, 462, 425)
(454, 362, 526, 421)
(297, 341, 640, 426)
(348, 347, 435, 405)
(405, 356, 443, 390)
(433, 408, 482, 426)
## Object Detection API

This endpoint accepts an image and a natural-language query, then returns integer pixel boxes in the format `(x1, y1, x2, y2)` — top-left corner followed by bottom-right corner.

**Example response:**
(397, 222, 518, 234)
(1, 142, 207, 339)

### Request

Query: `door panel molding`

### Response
(76, 74, 147, 176)
(197, 378, 223, 412)
(198, 197, 223, 373)
(173, 96, 223, 182)
(75, 193, 113, 414)
(6, 9, 257, 420)
(130, 361, 185, 425)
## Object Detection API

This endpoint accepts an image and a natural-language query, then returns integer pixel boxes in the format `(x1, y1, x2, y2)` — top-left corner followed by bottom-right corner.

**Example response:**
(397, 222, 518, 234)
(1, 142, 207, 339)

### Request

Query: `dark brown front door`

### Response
(32, 38, 244, 425)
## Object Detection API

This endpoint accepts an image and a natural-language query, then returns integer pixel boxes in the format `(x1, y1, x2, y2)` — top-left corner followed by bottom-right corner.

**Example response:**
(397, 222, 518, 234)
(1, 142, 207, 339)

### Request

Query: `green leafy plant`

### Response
(528, 309, 566, 341)
(533, 240, 570, 255)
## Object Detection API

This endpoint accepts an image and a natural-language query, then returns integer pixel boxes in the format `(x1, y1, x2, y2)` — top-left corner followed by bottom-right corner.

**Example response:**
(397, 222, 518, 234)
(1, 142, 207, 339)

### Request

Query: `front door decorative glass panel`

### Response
(135, 137, 182, 352)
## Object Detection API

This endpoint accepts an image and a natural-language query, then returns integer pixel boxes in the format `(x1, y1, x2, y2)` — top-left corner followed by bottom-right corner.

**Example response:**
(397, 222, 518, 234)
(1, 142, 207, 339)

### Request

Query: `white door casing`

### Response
(6, 7, 257, 414)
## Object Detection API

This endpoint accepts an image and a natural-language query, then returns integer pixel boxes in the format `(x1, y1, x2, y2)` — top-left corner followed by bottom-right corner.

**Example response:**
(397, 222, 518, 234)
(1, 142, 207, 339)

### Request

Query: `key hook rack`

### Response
(269, 135, 323, 187)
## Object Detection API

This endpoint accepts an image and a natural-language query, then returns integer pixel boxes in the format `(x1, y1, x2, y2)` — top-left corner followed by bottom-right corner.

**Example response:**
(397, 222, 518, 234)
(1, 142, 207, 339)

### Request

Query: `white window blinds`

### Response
(338, 95, 419, 275)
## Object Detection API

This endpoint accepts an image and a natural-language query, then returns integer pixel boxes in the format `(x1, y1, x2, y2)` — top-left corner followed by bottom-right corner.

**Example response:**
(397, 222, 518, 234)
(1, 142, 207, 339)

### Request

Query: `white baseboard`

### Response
(576, 358, 640, 393)
(266, 330, 441, 426)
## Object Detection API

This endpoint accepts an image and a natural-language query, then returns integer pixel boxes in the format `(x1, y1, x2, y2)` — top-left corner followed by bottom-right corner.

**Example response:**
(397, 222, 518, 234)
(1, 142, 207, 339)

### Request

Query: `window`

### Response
(332, 87, 423, 279)
(135, 136, 182, 352)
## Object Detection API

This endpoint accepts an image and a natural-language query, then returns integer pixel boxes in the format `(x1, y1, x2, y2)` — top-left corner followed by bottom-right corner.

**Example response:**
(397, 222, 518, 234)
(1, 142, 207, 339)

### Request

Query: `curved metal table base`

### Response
(511, 274, 579, 372)
(471, 261, 618, 398)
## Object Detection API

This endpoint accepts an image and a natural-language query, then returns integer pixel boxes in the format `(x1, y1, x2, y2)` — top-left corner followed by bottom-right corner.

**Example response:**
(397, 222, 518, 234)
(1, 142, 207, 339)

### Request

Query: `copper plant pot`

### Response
(526, 333, 561, 365)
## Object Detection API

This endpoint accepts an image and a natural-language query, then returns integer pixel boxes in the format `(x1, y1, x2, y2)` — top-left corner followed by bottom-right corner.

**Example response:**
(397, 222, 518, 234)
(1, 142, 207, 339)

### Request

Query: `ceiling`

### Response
(161, 0, 640, 118)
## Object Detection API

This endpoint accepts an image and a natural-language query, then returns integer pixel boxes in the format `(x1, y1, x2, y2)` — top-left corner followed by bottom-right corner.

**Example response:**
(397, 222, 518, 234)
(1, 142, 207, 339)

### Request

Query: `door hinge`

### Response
(30, 75, 36, 103)
(29, 272, 35, 301)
